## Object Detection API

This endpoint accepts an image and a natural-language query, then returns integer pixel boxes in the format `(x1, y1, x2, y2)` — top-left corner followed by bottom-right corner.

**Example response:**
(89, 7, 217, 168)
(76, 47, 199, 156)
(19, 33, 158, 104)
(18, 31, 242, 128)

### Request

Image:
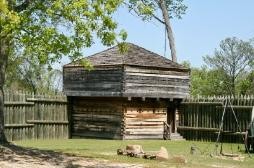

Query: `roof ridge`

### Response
(64, 42, 188, 70)
(123, 43, 186, 69)
(126, 43, 185, 68)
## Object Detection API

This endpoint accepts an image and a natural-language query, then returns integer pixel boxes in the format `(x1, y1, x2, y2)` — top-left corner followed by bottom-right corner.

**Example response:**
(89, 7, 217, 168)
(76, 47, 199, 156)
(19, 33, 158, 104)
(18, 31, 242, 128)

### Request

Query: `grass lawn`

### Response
(15, 139, 254, 168)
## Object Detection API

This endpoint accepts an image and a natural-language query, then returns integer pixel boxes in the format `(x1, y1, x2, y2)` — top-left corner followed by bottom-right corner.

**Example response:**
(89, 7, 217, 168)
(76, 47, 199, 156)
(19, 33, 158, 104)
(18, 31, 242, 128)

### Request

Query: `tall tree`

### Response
(204, 37, 254, 95)
(0, 0, 127, 144)
(125, 0, 187, 62)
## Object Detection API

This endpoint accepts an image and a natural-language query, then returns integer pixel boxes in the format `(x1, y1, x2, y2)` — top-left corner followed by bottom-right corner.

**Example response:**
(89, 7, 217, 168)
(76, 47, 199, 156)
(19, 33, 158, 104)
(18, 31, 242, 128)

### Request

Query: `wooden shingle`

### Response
(64, 43, 188, 71)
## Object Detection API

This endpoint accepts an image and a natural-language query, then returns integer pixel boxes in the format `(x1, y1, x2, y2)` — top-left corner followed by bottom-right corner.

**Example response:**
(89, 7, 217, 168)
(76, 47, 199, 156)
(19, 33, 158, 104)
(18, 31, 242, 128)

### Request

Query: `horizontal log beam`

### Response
(4, 101, 34, 106)
(5, 124, 34, 128)
(124, 134, 163, 140)
(125, 83, 189, 89)
(125, 123, 163, 127)
(26, 98, 67, 103)
(181, 102, 222, 105)
(125, 118, 166, 122)
(64, 91, 122, 97)
(124, 125, 163, 129)
(125, 72, 189, 80)
(123, 92, 188, 99)
(124, 66, 189, 75)
(214, 131, 246, 135)
(177, 126, 220, 132)
(26, 120, 69, 124)
(125, 132, 163, 135)
(216, 106, 253, 109)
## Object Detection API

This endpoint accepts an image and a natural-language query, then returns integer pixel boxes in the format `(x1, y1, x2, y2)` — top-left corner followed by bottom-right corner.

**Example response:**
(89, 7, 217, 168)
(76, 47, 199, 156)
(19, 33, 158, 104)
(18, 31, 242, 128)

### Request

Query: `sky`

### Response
(60, 0, 254, 68)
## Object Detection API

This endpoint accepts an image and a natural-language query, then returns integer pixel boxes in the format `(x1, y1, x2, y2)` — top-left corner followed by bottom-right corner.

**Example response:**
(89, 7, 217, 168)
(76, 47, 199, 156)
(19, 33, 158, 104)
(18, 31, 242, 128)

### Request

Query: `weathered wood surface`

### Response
(68, 97, 170, 140)
(5, 124, 34, 128)
(26, 120, 69, 124)
(123, 66, 189, 99)
(63, 65, 190, 99)
(178, 95, 254, 142)
(26, 98, 67, 103)
(122, 99, 169, 140)
(4, 102, 34, 105)
(65, 43, 189, 71)
(123, 107, 167, 140)
(71, 97, 124, 139)
(3, 90, 68, 141)
(124, 66, 188, 75)
(63, 66, 124, 97)
(177, 126, 220, 131)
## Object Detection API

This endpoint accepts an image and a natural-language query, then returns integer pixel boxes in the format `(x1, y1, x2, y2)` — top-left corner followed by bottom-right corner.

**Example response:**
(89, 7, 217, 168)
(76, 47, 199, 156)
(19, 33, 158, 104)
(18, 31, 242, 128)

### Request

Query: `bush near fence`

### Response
(3, 90, 69, 141)
(178, 95, 254, 143)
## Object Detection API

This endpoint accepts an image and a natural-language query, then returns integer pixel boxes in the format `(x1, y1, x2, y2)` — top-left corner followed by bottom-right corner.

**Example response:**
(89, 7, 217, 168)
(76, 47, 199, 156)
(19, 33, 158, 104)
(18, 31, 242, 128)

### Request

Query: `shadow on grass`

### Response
(0, 143, 117, 168)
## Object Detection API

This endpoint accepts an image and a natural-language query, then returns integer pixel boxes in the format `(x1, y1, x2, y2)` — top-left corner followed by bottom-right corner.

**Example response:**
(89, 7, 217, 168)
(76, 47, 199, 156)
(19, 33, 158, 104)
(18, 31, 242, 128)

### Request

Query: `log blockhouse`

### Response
(63, 43, 190, 139)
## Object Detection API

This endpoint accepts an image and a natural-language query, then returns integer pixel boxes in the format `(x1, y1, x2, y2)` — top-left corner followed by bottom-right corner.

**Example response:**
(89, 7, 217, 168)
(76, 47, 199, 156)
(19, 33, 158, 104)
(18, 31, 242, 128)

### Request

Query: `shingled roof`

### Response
(64, 43, 188, 70)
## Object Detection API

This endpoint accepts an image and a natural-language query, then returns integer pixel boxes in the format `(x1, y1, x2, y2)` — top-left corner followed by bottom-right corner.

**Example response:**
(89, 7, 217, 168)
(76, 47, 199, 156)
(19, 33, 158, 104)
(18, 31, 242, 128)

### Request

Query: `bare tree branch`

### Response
(151, 14, 165, 24)
(124, 1, 165, 24)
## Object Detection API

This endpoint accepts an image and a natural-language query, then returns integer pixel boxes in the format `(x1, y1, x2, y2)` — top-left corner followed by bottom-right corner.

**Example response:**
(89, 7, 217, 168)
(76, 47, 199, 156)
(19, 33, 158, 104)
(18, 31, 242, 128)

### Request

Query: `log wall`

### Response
(70, 97, 124, 139)
(69, 97, 169, 140)
(63, 65, 190, 99)
(123, 107, 167, 139)
(63, 66, 123, 97)
(123, 66, 189, 98)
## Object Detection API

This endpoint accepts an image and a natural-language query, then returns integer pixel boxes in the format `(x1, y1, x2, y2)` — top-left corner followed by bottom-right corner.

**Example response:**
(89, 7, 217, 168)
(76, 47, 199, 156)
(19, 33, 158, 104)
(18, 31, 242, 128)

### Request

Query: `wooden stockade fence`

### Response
(178, 95, 254, 143)
(4, 90, 254, 142)
(4, 90, 69, 141)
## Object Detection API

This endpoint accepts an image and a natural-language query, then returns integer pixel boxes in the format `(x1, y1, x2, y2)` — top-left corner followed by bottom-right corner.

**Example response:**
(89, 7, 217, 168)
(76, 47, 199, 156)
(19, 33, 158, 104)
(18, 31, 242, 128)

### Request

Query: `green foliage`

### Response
(181, 60, 191, 68)
(190, 37, 254, 96)
(80, 59, 94, 71)
(0, 0, 20, 37)
(237, 71, 254, 95)
(1, 0, 126, 67)
(119, 29, 128, 41)
(190, 67, 229, 96)
(203, 37, 254, 95)
(126, 0, 187, 21)
(5, 55, 63, 93)
(117, 41, 129, 53)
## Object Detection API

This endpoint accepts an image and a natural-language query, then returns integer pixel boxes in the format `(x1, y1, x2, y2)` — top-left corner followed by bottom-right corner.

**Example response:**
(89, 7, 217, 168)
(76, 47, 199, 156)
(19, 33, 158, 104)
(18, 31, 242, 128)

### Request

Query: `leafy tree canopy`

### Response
(190, 37, 254, 96)
(203, 37, 254, 95)
(191, 66, 229, 96)
(126, 0, 187, 22)
(6, 55, 63, 94)
(1, 0, 127, 67)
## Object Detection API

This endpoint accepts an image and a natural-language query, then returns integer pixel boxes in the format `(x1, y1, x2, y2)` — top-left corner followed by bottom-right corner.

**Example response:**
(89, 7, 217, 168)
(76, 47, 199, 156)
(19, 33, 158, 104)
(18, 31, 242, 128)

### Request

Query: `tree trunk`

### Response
(159, 0, 177, 62)
(0, 37, 9, 144)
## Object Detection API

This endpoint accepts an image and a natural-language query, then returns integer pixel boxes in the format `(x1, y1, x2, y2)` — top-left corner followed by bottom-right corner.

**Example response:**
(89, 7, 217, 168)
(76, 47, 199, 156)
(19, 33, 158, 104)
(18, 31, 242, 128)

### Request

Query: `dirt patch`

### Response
(0, 144, 143, 168)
